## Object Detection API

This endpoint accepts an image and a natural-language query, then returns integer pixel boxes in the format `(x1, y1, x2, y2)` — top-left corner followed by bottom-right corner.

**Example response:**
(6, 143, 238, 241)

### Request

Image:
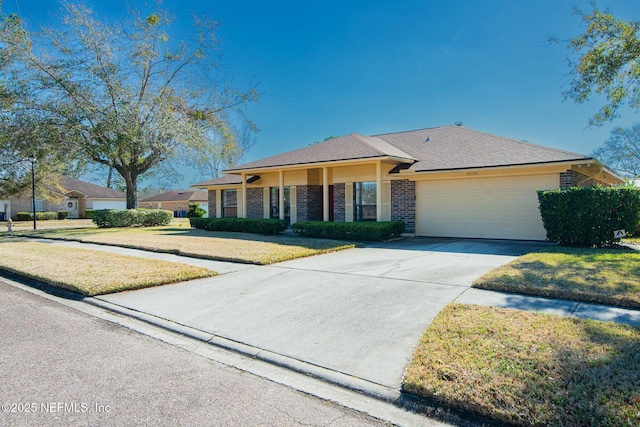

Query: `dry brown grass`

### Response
(15, 226, 355, 264)
(404, 304, 640, 426)
(473, 246, 640, 308)
(0, 238, 215, 295)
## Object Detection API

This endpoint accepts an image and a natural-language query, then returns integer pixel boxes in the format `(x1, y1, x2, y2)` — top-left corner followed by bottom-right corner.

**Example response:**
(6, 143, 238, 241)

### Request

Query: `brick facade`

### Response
(296, 185, 323, 222)
(560, 169, 611, 189)
(144, 201, 191, 215)
(391, 179, 416, 233)
(246, 188, 263, 218)
(10, 196, 67, 220)
(207, 190, 216, 218)
(333, 183, 345, 222)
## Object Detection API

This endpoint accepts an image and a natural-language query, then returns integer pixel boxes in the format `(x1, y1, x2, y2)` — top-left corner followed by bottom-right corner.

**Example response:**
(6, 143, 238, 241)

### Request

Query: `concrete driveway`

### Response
(97, 238, 545, 390)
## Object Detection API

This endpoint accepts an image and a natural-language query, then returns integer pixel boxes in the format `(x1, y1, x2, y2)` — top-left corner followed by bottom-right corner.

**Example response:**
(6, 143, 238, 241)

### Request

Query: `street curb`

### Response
(86, 296, 503, 426)
(87, 297, 403, 403)
(1, 272, 511, 426)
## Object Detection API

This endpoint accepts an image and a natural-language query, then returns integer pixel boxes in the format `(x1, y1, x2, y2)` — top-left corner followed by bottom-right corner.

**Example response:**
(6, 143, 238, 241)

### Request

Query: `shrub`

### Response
(84, 209, 96, 219)
(291, 220, 405, 241)
(139, 209, 173, 226)
(189, 217, 209, 229)
(57, 211, 71, 220)
(186, 203, 206, 218)
(16, 212, 32, 221)
(92, 209, 172, 228)
(91, 210, 110, 227)
(16, 212, 58, 221)
(189, 217, 286, 235)
(537, 186, 640, 246)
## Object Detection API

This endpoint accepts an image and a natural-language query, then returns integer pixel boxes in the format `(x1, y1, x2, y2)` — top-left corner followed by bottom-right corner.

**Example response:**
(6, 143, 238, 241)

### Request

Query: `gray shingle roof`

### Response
(377, 126, 590, 172)
(221, 125, 590, 175)
(59, 178, 126, 199)
(140, 190, 208, 203)
(224, 133, 415, 172)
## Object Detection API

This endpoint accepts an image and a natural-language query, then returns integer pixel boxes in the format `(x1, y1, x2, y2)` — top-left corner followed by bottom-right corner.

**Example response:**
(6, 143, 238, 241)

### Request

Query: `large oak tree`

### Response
(2, 1, 258, 207)
(559, 3, 640, 126)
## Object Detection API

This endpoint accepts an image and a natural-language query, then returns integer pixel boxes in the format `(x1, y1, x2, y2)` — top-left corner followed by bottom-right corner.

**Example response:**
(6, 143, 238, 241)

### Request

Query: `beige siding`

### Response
(333, 164, 376, 183)
(382, 181, 391, 221)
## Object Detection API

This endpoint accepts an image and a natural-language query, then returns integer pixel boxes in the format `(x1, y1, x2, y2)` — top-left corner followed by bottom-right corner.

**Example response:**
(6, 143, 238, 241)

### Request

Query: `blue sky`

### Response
(6, 0, 640, 188)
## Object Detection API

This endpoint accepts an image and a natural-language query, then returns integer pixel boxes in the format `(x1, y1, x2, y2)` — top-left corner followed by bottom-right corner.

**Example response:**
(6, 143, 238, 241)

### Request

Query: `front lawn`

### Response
(404, 304, 640, 426)
(12, 226, 355, 264)
(473, 246, 640, 309)
(0, 238, 215, 295)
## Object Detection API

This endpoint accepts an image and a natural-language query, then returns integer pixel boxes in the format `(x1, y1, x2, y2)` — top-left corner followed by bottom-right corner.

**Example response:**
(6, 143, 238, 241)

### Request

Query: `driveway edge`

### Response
(87, 297, 402, 402)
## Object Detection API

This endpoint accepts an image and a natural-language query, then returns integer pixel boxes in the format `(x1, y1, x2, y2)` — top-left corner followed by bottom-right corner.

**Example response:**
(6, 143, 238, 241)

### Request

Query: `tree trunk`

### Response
(121, 169, 138, 209)
(106, 167, 113, 189)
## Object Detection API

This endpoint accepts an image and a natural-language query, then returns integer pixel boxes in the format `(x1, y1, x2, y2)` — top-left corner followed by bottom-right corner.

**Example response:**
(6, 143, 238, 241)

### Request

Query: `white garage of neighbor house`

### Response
(193, 124, 624, 241)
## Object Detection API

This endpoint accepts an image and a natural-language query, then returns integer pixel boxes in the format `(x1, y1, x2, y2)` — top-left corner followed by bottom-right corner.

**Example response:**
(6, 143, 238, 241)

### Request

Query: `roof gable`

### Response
(59, 178, 126, 199)
(224, 133, 415, 172)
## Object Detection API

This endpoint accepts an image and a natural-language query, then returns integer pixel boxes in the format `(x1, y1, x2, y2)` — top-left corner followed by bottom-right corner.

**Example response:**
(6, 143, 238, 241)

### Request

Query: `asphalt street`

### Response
(0, 281, 392, 427)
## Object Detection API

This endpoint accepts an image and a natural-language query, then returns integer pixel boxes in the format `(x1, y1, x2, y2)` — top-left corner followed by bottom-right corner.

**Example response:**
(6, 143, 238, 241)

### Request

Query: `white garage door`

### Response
(92, 200, 127, 210)
(415, 174, 559, 240)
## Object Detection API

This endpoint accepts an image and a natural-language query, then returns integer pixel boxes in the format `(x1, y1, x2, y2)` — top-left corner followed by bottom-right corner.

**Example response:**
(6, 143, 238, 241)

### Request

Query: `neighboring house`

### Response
(8, 177, 126, 219)
(140, 190, 209, 218)
(193, 124, 624, 241)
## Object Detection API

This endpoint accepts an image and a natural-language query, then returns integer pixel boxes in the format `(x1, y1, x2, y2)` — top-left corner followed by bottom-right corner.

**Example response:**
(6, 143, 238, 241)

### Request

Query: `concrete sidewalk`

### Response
(456, 288, 640, 327)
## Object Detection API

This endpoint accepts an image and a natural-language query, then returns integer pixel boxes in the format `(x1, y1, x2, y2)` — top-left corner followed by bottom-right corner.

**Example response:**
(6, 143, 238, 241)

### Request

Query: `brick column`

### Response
(246, 188, 263, 218)
(333, 183, 345, 222)
(207, 190, 216, 218)
(391, 180, 415, 233)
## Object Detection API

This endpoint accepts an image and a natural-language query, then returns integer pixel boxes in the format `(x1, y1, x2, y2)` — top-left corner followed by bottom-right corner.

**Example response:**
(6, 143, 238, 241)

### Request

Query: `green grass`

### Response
(404, 304, 640, 426)
(0, 238, 215, 295)
(473, 246, 640, 308)
(11, 225, 355, 264)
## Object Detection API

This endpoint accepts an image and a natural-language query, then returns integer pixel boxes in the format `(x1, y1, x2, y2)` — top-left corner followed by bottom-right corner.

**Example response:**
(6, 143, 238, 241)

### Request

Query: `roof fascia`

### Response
(65, 190, 90, 197)
(401, 159, 599, 175)
(223, 155, 414, 175)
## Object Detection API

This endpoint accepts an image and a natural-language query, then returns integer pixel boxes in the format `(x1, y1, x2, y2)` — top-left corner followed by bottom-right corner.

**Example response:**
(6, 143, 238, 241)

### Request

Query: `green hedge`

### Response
(189, 217, 209, 229)
(291, 220, 405, 241)
(16, 211, 58, 221)
(186, 203, 206, 218)
(92, 209, 173, 228)
(84, 209, 96, 219)
(57, 211, 71, 220)
(537, 187, 640, 246)
(189, 217, 286, 235)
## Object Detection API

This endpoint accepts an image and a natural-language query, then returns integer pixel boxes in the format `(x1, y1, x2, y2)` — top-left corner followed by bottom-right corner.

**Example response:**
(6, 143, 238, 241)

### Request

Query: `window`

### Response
(269, 186, 290, 225)
(221, 189, 237, 218)
(353, 182, 376, 221)
(35, 199, 44, 212)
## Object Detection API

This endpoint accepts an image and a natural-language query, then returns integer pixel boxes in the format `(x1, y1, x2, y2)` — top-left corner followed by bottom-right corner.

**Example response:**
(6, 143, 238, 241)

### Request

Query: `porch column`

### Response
(279, 170, 285, 220)
(322, 167, 329, 221)
(376, 161, 382, 221)
(241, 174, 247, 218)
